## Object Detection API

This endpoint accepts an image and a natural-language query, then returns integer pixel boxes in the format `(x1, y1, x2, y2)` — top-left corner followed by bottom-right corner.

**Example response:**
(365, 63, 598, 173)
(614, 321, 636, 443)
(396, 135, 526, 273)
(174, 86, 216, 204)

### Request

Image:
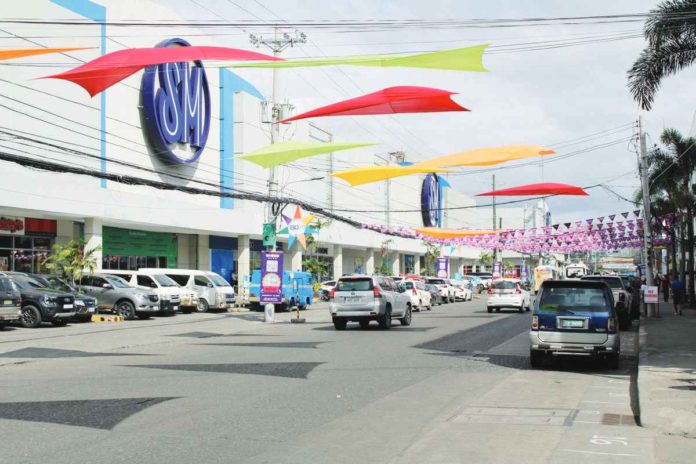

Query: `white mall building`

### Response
(0, 1, 544, 296)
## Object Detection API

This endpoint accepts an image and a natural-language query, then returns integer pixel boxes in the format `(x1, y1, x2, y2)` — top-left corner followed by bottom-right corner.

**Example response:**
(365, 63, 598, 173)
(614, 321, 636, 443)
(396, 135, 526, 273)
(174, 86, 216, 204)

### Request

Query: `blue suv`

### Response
(530, 279, 620, 369)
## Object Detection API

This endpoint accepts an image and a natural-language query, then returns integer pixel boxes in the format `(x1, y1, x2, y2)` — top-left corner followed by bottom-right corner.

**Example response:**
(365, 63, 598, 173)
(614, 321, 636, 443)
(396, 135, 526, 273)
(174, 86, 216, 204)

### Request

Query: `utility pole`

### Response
(492, 174, 498, 263)
(638, 115, 656, 317)
(375, 151, 405, 227)
(250, 28, 307, 323)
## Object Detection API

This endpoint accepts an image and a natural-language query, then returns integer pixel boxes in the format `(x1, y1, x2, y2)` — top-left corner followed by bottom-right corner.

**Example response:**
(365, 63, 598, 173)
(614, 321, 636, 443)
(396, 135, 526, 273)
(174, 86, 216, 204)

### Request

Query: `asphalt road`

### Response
(0, 297, 655, 463)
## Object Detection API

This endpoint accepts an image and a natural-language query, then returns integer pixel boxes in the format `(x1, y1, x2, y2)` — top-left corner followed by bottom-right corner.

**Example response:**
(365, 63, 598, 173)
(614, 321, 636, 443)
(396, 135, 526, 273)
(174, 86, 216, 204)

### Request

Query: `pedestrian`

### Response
(670, 275, 684, 316)
(661, 274, 670, 303)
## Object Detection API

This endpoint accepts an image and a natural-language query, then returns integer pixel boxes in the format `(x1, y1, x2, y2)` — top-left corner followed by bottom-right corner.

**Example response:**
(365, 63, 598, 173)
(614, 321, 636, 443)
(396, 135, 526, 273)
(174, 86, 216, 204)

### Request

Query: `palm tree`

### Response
(42, 240, 101, 286)
(628, 0, 696, 110)
(641, 128, 696, 303)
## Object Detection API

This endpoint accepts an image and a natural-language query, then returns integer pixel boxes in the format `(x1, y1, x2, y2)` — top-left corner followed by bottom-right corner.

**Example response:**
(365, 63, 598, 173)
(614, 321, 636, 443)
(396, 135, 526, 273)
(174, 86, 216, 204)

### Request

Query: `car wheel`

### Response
(606, 353, 620, 370)
(116, 300, 136, 320)
(518, 306, 524, 313)
(51, 319, 68, 327)
(619, 314, 630, 331)
(378, 307, 392, 330)
(530, 349, 543, 368)
(358, 320, 370, 329)
(196, 299, 209, 313)
(333, 318, 347, 330)
(0, 322, 6, 330)
(399, 305, 412, 326)
(487, 307, 492, 313)
(20, 305, 42, 328)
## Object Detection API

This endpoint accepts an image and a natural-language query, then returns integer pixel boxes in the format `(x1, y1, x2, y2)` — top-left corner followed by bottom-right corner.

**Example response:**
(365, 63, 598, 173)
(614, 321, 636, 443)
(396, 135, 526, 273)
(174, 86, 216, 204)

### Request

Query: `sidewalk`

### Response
(638, 304, 696, 441)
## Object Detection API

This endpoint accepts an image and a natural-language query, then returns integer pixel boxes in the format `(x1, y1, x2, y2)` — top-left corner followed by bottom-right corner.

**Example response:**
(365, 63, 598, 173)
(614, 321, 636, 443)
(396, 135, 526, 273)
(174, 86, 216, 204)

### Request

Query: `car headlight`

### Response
(75, 300, 85, 307)
(41, 296, 57, 307)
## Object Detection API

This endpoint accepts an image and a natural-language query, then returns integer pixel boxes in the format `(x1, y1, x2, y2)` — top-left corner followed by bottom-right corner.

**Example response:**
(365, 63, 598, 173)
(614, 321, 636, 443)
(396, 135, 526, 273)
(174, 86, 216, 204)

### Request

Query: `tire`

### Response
(619, 314, 630, 331)
(487, 307, 492, 313)
(20, 305, 42, 328)
(115, 300, 136, 320)
(530, 349, 543, 368)
(51, 319, 68, 327)
(606, 353, 620, 370)
(415, 301, 421, 312)
(518, 306, 524, 313)
(197, 298, 209, 313)
(0, 322, 6, 330)
(399, 305, 412, 326)
(378, 307, 392, 330)
(359, 320, 370, 329)
(333, 318, 347, 330)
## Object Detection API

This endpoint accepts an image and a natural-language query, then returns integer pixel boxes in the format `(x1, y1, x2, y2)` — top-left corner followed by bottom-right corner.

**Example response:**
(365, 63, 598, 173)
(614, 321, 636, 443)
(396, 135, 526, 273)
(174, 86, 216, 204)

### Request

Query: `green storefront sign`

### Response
(102, 227, 178, 268)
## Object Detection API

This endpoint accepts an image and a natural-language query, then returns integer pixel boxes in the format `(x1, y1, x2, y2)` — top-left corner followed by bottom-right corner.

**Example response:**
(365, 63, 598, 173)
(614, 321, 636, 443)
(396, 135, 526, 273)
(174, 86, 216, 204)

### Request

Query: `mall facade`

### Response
(0, 1, 540, 296)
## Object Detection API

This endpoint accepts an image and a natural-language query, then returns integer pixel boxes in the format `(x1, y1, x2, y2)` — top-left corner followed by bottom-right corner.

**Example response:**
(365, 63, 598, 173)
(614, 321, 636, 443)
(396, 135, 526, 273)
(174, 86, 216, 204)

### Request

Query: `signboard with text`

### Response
(435, 257, 449, 278)
(260, 251, 283, 304)
(492, 261, 502, 280)
(0, 216, 24, 235)
(520, 263, 528, 280)
(644, 286, 658, 304)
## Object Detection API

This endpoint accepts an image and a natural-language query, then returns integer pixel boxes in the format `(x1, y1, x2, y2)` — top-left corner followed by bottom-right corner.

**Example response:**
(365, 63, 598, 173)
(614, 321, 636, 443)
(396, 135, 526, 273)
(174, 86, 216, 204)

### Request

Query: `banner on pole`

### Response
(644, 286, 658, 303)
(435, 257, 449, 278)
(260, 251, 283, 304)
(493, 261, 502, 280)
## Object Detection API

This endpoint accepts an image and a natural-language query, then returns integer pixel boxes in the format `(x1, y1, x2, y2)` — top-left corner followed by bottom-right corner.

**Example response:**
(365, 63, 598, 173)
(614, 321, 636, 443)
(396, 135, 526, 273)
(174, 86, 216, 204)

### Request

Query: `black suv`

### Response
(6, 273, 76, 328)
(29, 274, 97, 322)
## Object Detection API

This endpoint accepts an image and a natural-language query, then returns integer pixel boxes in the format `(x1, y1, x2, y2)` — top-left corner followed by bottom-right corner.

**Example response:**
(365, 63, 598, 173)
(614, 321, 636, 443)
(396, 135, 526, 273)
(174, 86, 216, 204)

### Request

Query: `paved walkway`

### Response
(638, 304, 696, 461)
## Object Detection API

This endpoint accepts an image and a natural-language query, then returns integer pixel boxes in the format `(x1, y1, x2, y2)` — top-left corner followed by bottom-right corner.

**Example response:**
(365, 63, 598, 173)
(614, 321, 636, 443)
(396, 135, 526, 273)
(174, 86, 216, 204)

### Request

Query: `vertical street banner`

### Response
(260, 251, 283, 304)
(492, 261, 502, 280)
(520, 263, 528, 280)
(435, 257, 449, 278)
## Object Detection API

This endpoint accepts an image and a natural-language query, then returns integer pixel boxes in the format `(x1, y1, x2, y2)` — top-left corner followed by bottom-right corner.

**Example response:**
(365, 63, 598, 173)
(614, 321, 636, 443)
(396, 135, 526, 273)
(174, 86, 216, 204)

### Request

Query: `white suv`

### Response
(399, 280, 432, 311)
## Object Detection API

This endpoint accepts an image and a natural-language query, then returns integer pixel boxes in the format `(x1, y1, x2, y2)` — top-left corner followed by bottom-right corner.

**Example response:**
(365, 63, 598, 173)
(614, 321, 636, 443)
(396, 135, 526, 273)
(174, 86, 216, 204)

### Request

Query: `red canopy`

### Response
(280, 86, 468, 123)
(44, 46, 281, 96)
(477, 182, 589, 196)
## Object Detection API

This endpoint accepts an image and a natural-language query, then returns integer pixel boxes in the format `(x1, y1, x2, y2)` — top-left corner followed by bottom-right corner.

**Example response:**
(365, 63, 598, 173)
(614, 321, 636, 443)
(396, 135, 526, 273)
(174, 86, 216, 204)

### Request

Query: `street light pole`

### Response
(638, 115, 656, 317)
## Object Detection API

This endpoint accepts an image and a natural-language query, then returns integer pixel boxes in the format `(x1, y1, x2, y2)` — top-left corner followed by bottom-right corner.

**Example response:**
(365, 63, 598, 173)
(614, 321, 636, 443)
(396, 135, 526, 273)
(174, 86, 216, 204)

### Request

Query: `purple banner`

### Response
(260, 251, 283, 304)
(492, 261, 502, 280)
(435, 257, 449, 278)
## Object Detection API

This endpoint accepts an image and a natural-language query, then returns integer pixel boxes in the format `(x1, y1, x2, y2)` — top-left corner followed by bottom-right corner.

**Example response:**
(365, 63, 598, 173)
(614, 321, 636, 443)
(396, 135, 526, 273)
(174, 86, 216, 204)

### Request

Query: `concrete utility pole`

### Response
(492, 174, 498, 263)
(250, 28, 307, 323)
(638, 115, 656, 317)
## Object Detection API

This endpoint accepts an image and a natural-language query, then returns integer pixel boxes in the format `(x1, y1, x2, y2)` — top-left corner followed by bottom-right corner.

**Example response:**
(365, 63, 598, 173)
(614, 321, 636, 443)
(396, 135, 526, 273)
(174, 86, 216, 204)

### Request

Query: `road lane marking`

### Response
(581, 401, 625, 404)
(559, 449, 639, 457)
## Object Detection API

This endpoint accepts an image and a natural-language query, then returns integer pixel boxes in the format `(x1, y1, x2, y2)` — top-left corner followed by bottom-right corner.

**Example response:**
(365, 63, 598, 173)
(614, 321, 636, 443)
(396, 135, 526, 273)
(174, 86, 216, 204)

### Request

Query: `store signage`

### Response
(421, 173, 442, 227)
(141, 38, 211, 165)
(520, 262, 528, 279)
(260, 251, 283, 304)
(0, 216, 24, 235)
(644, 286, 658, 303)
(435, 257, 449, 278)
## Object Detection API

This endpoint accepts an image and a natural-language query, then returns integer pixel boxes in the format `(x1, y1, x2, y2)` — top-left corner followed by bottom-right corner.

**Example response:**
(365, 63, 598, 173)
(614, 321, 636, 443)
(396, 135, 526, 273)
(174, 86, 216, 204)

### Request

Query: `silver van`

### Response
(101, 270, 190, 313)
(330, 275, 411, 330)
(151, 269, 235, 312)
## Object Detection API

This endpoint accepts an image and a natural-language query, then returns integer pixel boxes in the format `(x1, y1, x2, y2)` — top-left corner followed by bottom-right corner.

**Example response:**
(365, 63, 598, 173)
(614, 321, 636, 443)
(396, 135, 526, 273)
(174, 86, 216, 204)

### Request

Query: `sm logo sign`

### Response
(141, 38, 211, 164)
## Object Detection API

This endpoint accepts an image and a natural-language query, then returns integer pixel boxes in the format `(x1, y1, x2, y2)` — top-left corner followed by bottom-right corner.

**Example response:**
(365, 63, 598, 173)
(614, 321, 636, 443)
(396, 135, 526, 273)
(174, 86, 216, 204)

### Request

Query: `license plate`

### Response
(561, 319, 584, 329)
(3, 300, 11, 305)
(173, 306, 179, 311)
(63, 304, 74, 309)
(344, 296, 359, 302)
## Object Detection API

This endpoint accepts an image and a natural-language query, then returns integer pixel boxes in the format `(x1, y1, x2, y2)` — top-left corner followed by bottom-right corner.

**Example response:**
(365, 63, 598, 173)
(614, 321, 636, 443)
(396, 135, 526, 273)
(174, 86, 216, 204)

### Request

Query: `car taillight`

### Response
(608, 317, 616, 332)
(374, 287, 382, 298)
(619, 292, 625, 302)
(531, 315, 538, 330)
(515, 288, 522, 294)
(412, 288, 417, 295)
(329, 288, 335, 300)
(487, 287, 493, 295)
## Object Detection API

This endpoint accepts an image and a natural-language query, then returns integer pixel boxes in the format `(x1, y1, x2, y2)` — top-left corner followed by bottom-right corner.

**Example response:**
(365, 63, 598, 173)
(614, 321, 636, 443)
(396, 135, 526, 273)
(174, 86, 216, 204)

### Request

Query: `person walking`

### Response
(670, 275, 685, 316)
(661, 274, 670, 303)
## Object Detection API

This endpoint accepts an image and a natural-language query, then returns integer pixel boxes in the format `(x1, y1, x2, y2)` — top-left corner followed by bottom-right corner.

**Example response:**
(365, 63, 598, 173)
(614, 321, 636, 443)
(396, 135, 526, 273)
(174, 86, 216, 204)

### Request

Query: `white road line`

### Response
(559, 449, 639, 457)
(581, 401, 625, 404)
(573, 420, 601, 424)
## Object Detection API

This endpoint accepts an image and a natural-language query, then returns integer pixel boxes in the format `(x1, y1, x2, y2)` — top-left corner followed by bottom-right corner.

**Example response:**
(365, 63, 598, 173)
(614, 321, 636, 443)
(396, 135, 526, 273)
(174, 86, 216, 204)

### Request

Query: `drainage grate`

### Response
(601, 413, 638, 426)
(449, 407, 576, 426)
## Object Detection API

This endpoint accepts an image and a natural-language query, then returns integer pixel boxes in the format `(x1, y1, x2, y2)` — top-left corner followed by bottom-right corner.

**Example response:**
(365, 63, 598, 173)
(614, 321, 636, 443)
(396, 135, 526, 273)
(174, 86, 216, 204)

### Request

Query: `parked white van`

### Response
(100, 270, 187, 313)
(144, 269, 235, 312)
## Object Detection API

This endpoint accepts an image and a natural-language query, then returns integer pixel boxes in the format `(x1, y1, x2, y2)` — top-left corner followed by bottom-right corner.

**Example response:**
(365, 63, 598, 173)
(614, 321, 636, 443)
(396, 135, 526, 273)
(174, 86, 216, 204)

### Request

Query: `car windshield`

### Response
(492, 281, 516, 290)
(105, 276, 131, 288)
(152, 274, 178, 287)
(45, 277, 73, 292)
(0, 277, 14, 291)
(538, 286, 611, 312)
(450, 281, 463, 287)
(10, 277, 44, 290)
(583, 276, 623, 289)
(207, 274, 229, 286)
(427, 279, 446, 285)
(401, 282, 414, 289)
(336, 278, 373, 291)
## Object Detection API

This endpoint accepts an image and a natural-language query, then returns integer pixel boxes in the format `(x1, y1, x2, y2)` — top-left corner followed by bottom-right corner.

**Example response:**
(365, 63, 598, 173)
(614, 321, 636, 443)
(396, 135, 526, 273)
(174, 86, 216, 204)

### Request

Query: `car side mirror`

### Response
(102, 283, 113, 289)
(150, 282, 158, 288)
(207, 283, 214, 288)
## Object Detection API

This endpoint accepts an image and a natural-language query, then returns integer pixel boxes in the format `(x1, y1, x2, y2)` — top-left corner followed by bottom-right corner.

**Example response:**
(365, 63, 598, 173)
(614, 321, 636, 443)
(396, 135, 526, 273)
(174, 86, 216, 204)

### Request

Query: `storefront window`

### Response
(0, 236, 55, 273)
(102, 255, 168, 271)
(13, 249, 33, 272)
(404, 255, 415, 274)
